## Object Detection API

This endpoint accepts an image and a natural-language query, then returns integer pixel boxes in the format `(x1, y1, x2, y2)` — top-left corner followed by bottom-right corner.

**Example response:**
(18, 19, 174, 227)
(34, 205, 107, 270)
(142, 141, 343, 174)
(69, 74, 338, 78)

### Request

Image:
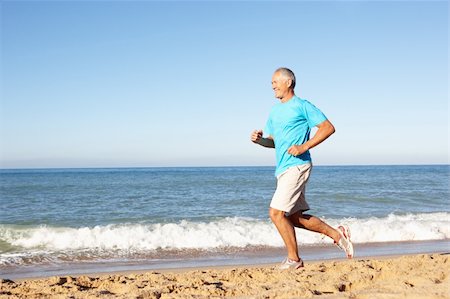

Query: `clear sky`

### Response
(1, 1, 448, 168)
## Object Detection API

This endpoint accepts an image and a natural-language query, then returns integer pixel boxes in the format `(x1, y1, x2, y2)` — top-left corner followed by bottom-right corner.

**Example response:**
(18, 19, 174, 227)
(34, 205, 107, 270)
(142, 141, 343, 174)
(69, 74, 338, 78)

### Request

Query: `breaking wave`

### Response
(1, 212, 448, 266)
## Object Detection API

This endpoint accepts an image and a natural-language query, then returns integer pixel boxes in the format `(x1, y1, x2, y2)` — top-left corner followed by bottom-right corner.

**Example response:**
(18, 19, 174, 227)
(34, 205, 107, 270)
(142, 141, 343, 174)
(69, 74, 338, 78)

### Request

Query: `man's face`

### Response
(271, 71, 291, 99)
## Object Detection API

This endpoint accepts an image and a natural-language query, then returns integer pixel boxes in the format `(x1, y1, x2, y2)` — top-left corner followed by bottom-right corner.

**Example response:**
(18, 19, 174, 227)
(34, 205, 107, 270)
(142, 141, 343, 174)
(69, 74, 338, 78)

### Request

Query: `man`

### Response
(251, 67, 353, 269)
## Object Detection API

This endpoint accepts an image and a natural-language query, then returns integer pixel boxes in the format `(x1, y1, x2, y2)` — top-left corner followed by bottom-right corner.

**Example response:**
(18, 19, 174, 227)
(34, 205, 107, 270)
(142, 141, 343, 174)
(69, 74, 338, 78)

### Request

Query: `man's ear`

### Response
(287, 79, 293, 88)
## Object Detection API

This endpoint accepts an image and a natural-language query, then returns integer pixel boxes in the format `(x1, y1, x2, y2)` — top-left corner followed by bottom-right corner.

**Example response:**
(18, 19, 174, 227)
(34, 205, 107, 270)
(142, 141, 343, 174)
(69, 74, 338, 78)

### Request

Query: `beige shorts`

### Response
(270, 163, 312, 216)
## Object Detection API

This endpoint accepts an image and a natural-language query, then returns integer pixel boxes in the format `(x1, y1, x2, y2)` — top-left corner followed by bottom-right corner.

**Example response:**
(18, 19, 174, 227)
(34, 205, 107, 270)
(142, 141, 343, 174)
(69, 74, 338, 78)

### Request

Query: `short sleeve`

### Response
(264, 116, 273, 137)
(302, 100, 327, 128)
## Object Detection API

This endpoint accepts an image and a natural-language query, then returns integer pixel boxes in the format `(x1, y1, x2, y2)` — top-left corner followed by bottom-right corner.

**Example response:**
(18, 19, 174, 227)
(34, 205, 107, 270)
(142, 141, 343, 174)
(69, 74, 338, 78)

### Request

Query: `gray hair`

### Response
(275, 67, 296, 89)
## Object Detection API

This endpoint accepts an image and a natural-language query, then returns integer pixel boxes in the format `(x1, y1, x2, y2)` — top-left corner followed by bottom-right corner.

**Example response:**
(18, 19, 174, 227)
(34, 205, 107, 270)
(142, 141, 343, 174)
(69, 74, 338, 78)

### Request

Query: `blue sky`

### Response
(1, 1, 448, 168)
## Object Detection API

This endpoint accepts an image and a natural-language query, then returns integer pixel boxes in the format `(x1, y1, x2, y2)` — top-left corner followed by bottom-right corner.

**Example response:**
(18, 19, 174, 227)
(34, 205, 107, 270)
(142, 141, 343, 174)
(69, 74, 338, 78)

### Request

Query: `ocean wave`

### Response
(0, 212, 449, 265)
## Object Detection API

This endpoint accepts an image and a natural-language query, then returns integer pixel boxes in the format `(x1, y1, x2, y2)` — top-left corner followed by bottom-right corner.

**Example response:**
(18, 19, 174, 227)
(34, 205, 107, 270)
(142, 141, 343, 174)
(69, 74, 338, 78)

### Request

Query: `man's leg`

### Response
(269, 207, 300, 261)
(288, 211, 354, 259)
(288, 211, 340, 243)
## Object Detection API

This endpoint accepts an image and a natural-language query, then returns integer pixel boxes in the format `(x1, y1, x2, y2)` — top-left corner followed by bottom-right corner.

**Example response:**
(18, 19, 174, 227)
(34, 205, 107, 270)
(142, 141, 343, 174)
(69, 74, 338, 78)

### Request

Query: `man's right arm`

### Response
(251, 130, 275, 148)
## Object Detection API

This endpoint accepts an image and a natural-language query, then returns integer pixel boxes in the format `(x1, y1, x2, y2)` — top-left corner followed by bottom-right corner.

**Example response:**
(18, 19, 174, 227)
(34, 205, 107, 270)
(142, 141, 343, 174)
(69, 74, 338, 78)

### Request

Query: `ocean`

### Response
(0, 165, 449, 279)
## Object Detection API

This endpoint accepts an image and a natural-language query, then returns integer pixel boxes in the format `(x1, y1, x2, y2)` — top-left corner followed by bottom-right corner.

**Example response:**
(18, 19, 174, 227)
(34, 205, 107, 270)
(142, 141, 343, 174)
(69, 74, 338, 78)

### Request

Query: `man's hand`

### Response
(251, 130, 263, 144)
(251, 130, 275, 148)
(287, 144, 309, 156)
(287, 119, 335, 156)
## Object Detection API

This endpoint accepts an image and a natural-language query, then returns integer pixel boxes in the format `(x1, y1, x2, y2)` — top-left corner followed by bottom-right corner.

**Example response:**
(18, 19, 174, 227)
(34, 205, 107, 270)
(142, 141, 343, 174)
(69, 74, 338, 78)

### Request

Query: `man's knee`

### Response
(269, 208, 285, 223)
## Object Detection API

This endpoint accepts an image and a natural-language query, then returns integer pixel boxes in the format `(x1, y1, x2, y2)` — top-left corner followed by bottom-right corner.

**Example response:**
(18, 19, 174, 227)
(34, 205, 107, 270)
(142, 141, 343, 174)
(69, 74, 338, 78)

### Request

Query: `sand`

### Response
(0, 253, 448, 298)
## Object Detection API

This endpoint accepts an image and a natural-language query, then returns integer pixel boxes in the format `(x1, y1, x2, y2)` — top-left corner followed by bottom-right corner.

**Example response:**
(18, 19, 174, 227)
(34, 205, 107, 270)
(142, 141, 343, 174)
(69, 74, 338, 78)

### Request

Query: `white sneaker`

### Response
(278, 258, 304, 270)
(336, 225, 354, 259)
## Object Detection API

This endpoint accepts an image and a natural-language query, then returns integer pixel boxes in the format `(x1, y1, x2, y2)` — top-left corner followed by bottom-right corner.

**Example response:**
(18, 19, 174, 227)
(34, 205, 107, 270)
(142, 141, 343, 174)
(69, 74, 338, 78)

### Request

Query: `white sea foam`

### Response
(0, 212, 449, 265)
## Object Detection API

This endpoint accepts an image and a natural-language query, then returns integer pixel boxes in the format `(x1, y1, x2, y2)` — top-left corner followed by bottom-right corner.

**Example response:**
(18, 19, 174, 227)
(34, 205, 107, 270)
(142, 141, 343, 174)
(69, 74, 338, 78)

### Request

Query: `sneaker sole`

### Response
(337, 225, 354, 259)
(338, 224, 351, 241)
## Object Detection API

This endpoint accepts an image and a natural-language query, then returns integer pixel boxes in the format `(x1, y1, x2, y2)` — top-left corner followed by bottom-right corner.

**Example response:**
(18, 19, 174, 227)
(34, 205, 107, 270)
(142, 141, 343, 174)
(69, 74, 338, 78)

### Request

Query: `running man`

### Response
(251, 67, 354, 269)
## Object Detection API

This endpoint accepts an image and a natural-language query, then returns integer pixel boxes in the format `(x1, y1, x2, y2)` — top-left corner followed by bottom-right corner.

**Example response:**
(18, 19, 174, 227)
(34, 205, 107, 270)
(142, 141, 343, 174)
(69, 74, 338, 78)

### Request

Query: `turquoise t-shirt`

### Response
(264, 96, 327, 177)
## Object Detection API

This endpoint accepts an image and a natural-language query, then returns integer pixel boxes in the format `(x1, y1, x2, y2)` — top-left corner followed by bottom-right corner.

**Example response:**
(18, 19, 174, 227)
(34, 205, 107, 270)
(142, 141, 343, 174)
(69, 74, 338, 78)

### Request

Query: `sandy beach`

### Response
(1, 253, 448, 298)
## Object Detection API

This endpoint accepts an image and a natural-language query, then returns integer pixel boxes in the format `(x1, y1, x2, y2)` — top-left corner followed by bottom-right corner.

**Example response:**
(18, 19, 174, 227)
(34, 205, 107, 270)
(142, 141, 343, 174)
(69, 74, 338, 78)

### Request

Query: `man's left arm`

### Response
(287, 119, 335, 156)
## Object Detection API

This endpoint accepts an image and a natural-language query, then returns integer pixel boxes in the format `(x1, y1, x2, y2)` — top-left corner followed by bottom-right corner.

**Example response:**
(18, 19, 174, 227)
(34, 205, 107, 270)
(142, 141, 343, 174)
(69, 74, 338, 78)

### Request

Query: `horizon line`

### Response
(0, 163, 448, 171)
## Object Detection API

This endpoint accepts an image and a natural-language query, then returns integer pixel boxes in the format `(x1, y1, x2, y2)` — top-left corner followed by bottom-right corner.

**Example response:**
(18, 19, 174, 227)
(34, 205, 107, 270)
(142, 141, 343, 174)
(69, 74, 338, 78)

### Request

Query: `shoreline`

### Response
(1, 253, 448, 298)
(16, 251, 447, 283)
(2, 239, 449, 281)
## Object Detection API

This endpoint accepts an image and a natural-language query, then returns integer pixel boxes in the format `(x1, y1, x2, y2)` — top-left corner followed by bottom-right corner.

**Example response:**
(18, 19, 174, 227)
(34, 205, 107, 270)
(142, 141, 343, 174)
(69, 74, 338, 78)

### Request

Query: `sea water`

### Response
(0, 165, 449, 277)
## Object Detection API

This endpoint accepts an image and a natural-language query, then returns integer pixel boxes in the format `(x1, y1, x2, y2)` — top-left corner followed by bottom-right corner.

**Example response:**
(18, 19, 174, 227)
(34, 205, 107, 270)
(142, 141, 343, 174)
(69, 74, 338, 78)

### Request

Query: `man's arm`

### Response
(287, 119, 335, 156)
(251, 130, 275, 148)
